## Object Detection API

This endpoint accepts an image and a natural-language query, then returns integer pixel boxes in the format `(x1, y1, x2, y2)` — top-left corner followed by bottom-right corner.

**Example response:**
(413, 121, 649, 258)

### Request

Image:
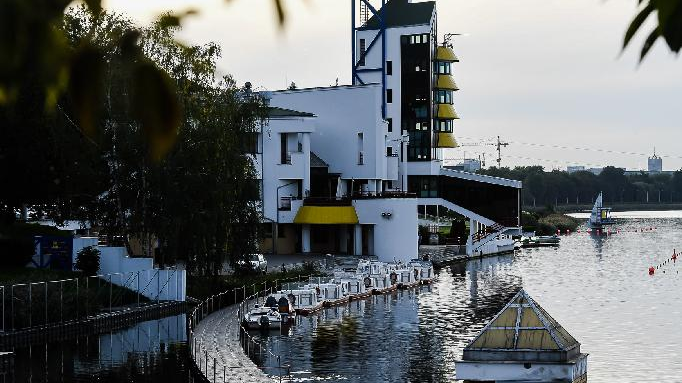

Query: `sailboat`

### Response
(588, 192, 615, 229)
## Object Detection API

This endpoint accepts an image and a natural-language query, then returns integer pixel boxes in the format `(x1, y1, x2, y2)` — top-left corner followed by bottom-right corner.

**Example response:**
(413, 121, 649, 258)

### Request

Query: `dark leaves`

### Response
(624, 0, 682, 61)
(68, 43, 103, 138)
(133, 61, 181, 161)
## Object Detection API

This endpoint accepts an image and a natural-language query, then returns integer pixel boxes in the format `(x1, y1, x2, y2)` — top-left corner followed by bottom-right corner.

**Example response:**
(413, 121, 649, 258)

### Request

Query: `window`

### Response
(386, 60, 392, 75)
(435, 90, 452, 104)
(387, 118, 393, 133)
(386, 146, 393, 156)
(413, 105, 428, 118)
(241, 132, 259, 154)
(436, 119, 453, 132)
(280, 133, 288, 164)
(262, 224, 273, 239)
(386, 89, 393, 103)
(357, 132, 364, 164)
(435, 61, 451, 75)
(414, 122, 429, 131)
(359, 39, 366, 66)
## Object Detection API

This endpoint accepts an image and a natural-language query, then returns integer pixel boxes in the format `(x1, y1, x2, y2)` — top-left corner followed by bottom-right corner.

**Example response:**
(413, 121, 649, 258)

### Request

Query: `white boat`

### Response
(242, 304, 282, 330)
(588, 192, 615, 229)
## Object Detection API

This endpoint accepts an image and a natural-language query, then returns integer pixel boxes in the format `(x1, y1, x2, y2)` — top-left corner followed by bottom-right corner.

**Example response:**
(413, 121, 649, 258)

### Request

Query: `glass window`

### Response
(435, 61, 451, 75)
(435, 90, 452, 104)
(386, 89, 393, 103)
(386, 60, 392, 75)
(387, 118, 393, 132)
(436, 119, 453, 132)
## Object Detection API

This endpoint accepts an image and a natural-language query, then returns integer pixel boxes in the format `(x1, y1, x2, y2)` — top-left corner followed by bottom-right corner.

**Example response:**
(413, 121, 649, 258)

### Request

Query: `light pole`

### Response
(275, 181, 297, 255)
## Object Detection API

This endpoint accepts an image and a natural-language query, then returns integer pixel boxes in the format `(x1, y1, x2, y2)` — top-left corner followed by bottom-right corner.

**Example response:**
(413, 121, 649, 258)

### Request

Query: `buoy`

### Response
(567, 229, 571, 235)
(649, 266, 655, 275)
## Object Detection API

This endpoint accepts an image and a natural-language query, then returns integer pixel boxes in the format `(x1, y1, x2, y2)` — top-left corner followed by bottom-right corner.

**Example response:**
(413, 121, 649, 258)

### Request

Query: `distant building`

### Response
(566, 166, 585, 174)
(648, 150, 662, 173)
(446, 158, 481, 173)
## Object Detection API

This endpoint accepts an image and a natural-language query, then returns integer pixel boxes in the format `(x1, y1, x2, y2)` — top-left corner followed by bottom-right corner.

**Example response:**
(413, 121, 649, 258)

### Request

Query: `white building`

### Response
(253, 0, 522, 262)
(648, 150, 662, 173)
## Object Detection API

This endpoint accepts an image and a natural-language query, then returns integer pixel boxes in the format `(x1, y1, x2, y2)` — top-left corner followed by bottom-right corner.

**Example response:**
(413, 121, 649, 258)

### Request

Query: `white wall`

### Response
(354, 198, 418, 262)
(270, 85, 387, 182)
(456, 355, 588, 382)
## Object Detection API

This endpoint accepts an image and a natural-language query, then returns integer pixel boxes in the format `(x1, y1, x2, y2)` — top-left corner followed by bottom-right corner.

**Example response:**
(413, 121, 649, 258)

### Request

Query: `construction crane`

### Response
(446, 136, 509, 168)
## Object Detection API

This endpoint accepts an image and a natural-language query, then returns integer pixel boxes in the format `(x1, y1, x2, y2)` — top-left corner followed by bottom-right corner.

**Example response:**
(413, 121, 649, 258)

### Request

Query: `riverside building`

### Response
(253, 0, 522, 262)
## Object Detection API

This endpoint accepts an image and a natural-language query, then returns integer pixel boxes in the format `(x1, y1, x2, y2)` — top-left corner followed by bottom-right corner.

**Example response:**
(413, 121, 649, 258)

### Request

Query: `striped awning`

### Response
(293, 206, 359, 225)
(436, 46, 459, 62)
(436, 132, 458, 148)
(436, 104, 459, 119)
(435, 75, 459, 91)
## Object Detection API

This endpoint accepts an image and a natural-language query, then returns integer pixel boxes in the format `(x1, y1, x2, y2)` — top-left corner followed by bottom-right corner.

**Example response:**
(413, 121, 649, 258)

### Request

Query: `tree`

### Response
(624, 1, 682, 60)
(75, 245, 101, 275)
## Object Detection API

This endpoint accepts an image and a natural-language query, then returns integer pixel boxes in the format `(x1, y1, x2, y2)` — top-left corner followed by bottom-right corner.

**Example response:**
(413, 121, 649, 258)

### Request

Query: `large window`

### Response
(435, 61, 451, 75)
(359, 39, 366, 66)
(435, 119, 453, 132)
(408, 176, 438, 197)
(435, 90, 453, 104)
(402, 34, 430, 45)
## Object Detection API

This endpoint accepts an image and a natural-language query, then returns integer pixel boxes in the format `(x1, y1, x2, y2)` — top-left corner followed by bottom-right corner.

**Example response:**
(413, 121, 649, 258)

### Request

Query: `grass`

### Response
(0, 268, 149, 330)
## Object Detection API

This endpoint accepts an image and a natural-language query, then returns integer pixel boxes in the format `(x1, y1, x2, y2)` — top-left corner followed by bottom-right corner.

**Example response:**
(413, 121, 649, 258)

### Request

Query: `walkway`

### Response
(192, 303, 272, 383)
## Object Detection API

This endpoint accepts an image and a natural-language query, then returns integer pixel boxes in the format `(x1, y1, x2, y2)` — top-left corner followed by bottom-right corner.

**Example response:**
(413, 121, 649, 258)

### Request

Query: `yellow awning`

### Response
(436, 46, 459, 62)
(435, 75, 459, 91)
(293, 206, 359, 225)
(436, 104, 459, 119)
(436, 132, 458, 148)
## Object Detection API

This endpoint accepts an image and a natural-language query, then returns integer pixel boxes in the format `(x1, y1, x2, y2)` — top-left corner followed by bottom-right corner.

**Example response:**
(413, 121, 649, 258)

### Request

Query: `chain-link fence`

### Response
(188, 275, 314, 383)
(1, 268, 185, 332)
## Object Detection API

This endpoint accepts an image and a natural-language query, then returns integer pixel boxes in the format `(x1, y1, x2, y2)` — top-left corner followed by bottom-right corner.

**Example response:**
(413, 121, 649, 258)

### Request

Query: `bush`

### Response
(0, 236, 35, 269)
(75, 246, 100, 275)
(539, 214, 579, 233)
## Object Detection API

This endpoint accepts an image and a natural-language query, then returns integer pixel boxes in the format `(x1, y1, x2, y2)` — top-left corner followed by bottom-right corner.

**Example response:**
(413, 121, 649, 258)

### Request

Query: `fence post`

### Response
(75, 278, 79, 319)
(60, 280, 63, 323)
(28, 283, 31, 328)
(137, 271, 141, 307)
(44, 282, 48, 326)
(109, 274, 112, 313)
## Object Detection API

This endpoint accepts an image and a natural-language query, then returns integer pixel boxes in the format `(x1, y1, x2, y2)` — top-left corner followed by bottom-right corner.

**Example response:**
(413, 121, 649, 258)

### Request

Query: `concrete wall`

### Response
(354, 198, 418, 262)
(456, 354, 588, 382)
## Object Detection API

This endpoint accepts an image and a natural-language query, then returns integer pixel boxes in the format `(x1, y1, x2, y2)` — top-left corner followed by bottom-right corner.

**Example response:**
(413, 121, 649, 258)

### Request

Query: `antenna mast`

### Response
(496, 135, 509, 167)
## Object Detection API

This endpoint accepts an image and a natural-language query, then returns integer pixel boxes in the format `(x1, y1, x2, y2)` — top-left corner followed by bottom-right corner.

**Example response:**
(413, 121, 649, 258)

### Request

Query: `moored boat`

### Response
(242, 304, 282, 330)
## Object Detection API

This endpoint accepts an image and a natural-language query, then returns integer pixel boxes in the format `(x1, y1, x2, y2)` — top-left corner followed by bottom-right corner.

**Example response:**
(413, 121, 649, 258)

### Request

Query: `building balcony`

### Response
(435, 103, 459, 119)
(435, 46, 459, 62)
(277, 151, 306, 179)
(386, 154, 399, 181)
(435, 75, 459, 91)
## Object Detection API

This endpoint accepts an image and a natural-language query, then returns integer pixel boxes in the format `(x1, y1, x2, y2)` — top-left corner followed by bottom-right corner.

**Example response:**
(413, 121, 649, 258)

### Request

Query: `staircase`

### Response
(470, 223, 513, 255)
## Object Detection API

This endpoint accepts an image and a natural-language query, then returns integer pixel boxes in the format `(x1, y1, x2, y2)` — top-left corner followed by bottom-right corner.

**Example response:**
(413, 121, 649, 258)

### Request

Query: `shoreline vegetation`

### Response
(522, 209, 580, 236)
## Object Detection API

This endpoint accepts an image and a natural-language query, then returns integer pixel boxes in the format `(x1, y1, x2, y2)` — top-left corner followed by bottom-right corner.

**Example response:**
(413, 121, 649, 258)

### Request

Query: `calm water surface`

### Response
(11, 211, 682, 382)
(255, 211, 682, 382)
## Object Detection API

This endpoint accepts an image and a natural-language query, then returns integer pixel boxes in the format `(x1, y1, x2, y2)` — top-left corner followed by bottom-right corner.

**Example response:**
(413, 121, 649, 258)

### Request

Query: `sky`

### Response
(102, 0, 682, 171)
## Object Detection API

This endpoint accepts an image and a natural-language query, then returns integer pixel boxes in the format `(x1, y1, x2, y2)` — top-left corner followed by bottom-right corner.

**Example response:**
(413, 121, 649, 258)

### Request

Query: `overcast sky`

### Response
(103, 0, 682, 171)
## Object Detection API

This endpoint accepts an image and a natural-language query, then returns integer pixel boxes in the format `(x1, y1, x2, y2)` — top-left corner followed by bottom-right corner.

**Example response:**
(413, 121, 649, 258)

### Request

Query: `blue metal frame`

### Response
(352, 0, 387, 119)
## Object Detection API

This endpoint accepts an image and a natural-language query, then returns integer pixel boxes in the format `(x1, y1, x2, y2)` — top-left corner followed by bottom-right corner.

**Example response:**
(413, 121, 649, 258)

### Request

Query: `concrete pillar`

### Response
(302, 133, 311, 197)
(354, 224, 363, 256)
(339, 225, 349, 254)
(302, 224, 311, 253)
(367, 226, 375, 256)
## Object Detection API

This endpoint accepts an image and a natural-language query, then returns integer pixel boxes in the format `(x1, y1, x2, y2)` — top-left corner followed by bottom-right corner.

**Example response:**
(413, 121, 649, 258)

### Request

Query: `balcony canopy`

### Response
(436, 104, 459, 119)
(294, 206, 359, 225)
(436, 46, 459, 62)
(435, 75, 459, 91)
(436, 132, 458, 148)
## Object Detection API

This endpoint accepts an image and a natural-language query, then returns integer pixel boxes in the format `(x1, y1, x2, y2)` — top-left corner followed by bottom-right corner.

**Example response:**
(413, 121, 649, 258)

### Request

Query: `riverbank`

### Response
(525, 202, 682, 213)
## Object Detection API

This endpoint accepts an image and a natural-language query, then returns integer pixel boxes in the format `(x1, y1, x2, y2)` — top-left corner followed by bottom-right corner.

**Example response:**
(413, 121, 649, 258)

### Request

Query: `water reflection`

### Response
(11, 314, 193, 383)
(254, 213, 682, 382)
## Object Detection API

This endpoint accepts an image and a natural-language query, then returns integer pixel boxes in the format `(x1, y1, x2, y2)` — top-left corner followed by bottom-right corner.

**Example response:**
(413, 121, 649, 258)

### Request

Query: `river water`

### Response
(11, 211, 682, 382)
(253, 211, 682, 382)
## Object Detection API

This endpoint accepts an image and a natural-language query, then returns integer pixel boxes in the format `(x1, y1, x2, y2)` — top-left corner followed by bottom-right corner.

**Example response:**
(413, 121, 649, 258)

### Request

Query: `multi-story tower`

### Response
(352, 0, 523, 253)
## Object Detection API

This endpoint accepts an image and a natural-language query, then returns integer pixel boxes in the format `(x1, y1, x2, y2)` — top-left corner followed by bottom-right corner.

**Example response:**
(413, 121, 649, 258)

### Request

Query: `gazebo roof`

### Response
(463, 289, 581, 362)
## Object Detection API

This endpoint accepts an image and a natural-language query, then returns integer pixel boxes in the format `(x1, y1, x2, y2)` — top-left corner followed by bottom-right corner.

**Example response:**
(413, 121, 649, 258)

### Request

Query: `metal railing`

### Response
(187, 275, 314, 383)
(0, 269, 182, 332)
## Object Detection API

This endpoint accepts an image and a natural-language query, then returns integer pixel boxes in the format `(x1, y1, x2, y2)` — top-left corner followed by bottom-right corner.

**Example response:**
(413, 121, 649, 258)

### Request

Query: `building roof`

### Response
(359, 0, 435, 30)
(310, 152, 329, 168)
(463, 289, 581, 362)
(268, 106, 315, 118)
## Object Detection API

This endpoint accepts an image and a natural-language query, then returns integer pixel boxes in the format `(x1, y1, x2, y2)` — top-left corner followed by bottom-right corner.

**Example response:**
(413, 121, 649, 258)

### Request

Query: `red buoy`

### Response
(649, 266, 655, 275)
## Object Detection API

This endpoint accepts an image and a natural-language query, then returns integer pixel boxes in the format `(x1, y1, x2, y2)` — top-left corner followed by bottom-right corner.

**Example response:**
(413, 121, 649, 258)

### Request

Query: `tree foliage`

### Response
(75, 245, 100, 275)
(624, 0, 682, 60)
(479, 166, 682, 206)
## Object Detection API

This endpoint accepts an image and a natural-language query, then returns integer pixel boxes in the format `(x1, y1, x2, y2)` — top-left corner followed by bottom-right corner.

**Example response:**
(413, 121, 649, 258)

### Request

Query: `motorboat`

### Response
(242, 304, 282, 330)
(517, 235, 560, 248)
(588, 192, 615, 229)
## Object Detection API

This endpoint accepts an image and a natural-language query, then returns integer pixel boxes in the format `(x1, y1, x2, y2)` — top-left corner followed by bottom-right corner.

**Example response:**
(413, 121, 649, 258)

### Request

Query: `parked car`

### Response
(236, 253, 267, 274)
